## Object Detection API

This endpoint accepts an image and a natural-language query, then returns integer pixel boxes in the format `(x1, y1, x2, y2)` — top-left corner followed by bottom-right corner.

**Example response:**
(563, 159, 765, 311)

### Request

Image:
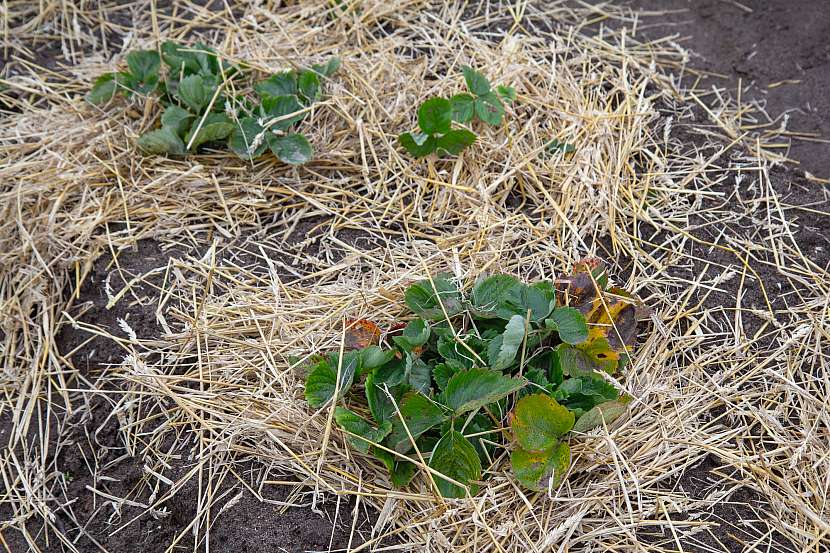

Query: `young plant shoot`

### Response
(451, 65, 515, 126)
(398, 66, 514, 159)
(398, 98, 477, 158)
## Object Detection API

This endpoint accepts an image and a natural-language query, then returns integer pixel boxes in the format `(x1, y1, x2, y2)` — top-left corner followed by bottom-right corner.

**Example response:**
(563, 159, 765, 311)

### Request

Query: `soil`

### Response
(624, 0, 830, 180)
(3, 1, 829, 552)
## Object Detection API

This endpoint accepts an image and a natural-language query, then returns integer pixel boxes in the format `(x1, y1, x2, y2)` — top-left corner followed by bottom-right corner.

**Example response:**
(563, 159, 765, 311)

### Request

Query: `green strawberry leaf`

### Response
(407, 357, 432, 395)
(374, 356, 406, 387)
(436, 129, 476, 155)
(507, 284, 552, 322)
(474, 92, 504, 126)
(177, 74, 211, 113)
(545, 307, 588, 345)
(136, 127, 186, 155)
(255, 71, 298, 98)
(417, 97, 452, 135)
(462, 66, 491, 96)
(436, 334, 487, 370)
(404, 275, 463, 320)
(553, 374, 619, 414)
(269, 133, 313, 165)
(260, 94, 305, 130)
(450, 93, 475, 123)
(87, 73, 119, 105)
(470, 276, 549, 321)
(511, 441, 569, 491)
(360, 346, 395, 370)
(126, 50, 160, 93)
(398, 131, 436, 158)
(304, 353, 358, 408)
(390, 459, 417, 487)
(511, 393, 574, 452)
(496, 84, 516, 103)
(572, 400, 627, 433)
(470, 275, 522, 319)
(392, 318, 430, 351)
(386, 392, 446, 453)
(311, 57, 342, 78)
(161, 41, 202, 75)
(429, 430, 481, 498)
(432, 363, 458, 391)
(297, 69, 321, 103)
(545, 138, 576, 157)
(487, 314, 526, 370)
(160, 105, 195, 137)
(365, 370, 407, 424)
(191, 42, 222, 76)
(185, 112, 233, 150)
(440, 368, 525, 414)
(228, 117, 269, 160)
(520, 367, 553, 399)
(334, 407, 392, 454)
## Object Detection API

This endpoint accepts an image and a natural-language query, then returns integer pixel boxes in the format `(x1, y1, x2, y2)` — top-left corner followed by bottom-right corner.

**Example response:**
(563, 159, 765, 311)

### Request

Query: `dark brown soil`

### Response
(608, 2, 830, 551)
(624, 0, 830, 179)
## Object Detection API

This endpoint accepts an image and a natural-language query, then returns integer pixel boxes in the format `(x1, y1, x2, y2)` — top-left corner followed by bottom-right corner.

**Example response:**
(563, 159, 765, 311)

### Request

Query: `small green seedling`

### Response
(87, 41, 339, 165)
(398, 98, 477, 158)
(302, 260, 642, 497)
(543, 138, 576, 158)
(398, 66, 515, 159)
(450, 66, 515, 126)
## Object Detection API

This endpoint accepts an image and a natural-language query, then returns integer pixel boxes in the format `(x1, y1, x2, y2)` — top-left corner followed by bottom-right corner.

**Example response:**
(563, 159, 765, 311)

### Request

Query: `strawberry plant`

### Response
(87, 41, 339, 164)
(450, 66, 515, 126)
(398, 98, 477, 158)
(302, 260, 641, 497)
(398, 66, 514, 158)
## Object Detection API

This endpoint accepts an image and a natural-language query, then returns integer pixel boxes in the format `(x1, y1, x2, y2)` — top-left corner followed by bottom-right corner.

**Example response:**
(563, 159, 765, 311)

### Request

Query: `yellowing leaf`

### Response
(511, 393, 574, 452)
(572, 400, 627, 433)
(511, 441, 570, 491)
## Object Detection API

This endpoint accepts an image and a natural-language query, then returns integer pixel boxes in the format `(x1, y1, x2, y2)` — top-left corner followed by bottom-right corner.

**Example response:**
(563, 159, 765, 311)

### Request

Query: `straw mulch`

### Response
(1, 1, 828, 552)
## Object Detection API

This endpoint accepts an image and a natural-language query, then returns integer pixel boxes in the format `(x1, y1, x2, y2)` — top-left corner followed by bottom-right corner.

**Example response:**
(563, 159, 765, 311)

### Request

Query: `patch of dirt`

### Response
(622, 0, 830, 179)
(58, 238, 186, 372)
(47, 395, 376, 553)
(44, 220, 397, 553)
(637, 455, 797, 552)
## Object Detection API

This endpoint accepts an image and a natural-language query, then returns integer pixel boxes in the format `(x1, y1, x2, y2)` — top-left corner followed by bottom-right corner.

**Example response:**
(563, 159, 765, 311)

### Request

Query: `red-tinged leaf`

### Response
(555, 271, 599, 314)
(345, 318, 381, 350)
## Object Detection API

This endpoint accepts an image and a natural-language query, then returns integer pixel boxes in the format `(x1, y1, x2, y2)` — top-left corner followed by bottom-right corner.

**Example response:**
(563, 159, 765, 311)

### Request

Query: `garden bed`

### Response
(1, 2, 828, 552)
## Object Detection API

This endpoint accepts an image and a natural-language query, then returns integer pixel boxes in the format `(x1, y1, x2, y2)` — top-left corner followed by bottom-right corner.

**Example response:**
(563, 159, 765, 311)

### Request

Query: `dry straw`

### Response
(1, 1, 827, 552)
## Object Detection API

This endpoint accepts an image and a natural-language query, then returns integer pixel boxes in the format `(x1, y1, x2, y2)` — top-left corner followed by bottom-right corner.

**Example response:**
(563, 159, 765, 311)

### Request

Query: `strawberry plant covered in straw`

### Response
(305, 261, 643, 497)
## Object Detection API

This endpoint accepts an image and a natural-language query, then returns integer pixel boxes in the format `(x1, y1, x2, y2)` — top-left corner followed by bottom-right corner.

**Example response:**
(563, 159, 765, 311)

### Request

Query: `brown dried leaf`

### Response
(344, 318, 381, 350)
